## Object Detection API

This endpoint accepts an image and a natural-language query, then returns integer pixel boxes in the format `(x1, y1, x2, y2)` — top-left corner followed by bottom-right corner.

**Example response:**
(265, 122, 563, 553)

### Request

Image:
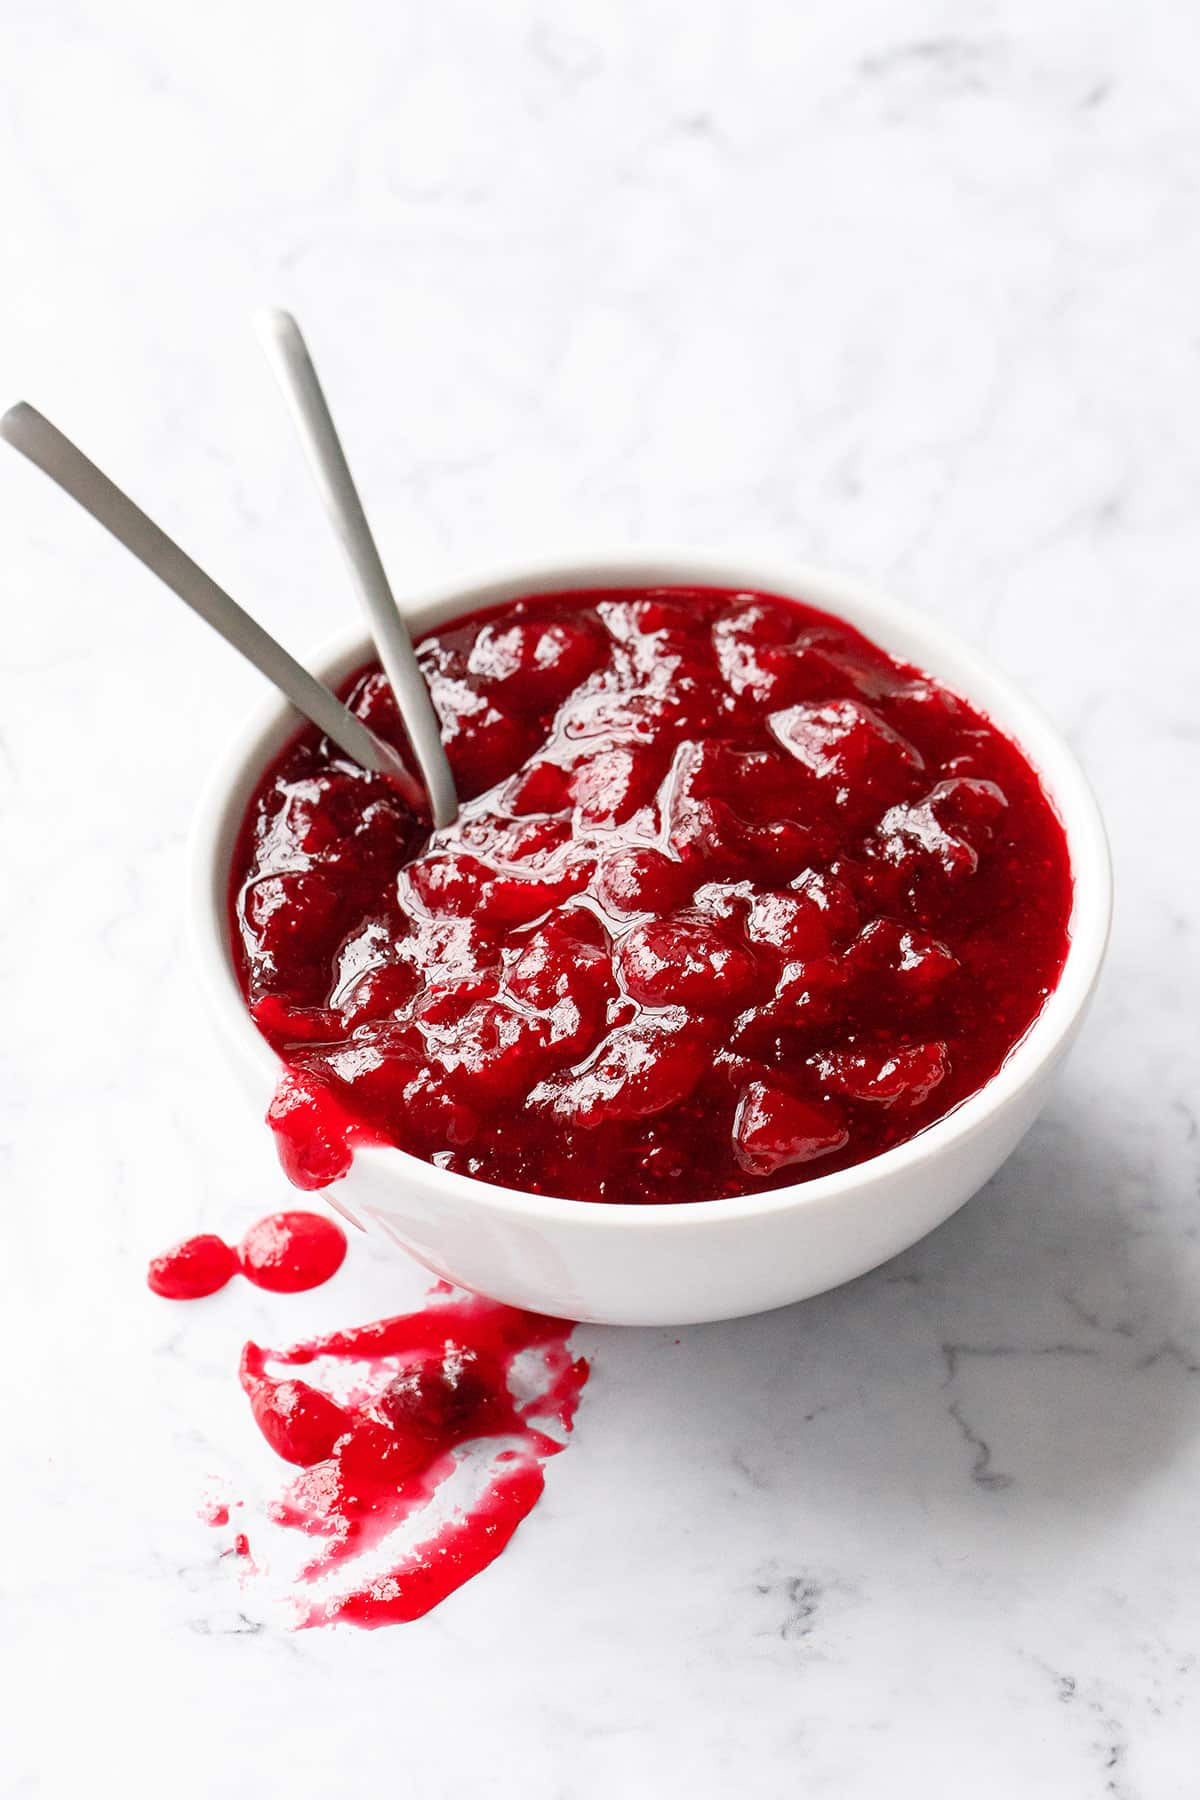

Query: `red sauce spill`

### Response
(238, 1210, 348, 1292)
(147, 1233, 237, 1300)
(147, 1212, 347, 1300)
(228, 586, 1074, 1203)
(238, 1289, 587, 1628)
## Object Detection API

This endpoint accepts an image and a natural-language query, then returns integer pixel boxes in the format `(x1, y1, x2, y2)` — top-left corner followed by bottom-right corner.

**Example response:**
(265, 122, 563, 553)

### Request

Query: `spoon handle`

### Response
(255, 309, 459, 830)
(0, 402, 419, 795)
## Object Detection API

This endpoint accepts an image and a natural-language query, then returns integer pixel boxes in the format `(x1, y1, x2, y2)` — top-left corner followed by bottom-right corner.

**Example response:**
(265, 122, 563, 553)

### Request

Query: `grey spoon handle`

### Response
(0, 402, 421, 799)
(256, 309, 459, 830)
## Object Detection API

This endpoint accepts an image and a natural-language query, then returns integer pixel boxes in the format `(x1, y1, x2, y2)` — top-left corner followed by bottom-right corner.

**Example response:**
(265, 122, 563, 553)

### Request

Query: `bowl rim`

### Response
(189, 550, 1112, 1234)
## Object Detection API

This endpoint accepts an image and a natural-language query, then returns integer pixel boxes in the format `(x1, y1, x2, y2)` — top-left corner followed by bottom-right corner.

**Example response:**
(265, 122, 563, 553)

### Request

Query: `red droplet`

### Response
(147, 1234, 237, 1300)
(238, 1211, 348, 1293)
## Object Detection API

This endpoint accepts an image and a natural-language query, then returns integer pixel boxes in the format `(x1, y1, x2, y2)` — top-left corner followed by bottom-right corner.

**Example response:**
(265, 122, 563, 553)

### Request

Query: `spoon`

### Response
(255, 309, 458, 831)
(0, 401, 424, 806)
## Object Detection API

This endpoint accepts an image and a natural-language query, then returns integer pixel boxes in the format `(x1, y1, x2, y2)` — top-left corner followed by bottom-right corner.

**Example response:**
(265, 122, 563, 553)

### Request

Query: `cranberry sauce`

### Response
(238, 1289, 587, 1628)
(228, 586, 1073, 1203)
(238, 1210, 347, 1292)
(148, 1233, 238, 1300)
(148, 1211, 347, 1298)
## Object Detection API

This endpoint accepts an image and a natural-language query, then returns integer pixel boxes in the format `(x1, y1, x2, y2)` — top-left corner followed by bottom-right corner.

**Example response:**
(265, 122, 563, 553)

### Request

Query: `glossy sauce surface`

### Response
(229, 587, 1073, 1203)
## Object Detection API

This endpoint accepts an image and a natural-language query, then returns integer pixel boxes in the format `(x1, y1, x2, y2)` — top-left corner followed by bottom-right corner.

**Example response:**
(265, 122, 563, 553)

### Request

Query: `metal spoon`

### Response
(0, 401, 424, 806)
(255, 309, 459, 831)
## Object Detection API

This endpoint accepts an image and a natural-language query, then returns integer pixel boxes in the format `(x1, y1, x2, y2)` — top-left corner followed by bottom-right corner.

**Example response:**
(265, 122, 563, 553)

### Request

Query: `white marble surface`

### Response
(3, 1, 1199, 1793)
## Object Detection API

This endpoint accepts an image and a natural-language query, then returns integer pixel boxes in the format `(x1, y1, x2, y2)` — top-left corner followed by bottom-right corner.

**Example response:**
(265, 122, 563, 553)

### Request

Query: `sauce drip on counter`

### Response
(147, 1211, 347, 1299)
(238, 1289, 587, 1628)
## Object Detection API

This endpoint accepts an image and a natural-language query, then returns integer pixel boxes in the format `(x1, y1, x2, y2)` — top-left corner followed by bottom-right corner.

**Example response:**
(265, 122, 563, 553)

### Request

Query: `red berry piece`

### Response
(405, 852, 493, 917)
(336, 794, 424, 880)
(596, 847, 693, 917)
(271, 773, 364, 856)
(379, 1341, 505, 1445)
(347, 670, 408, 752)
(428, 673, 537, 796)
(746, 889, 834, 961)
(506, 759, 573, 816)
(768, 699, 923, 809)
(244, 1366, 350, 1467)
(242, 869, 345, 992)
(769, 643, 867, 705)
(147, 1233, 237, 1300)
(719, 639, 856, 711)
(569, 744, 662, 826)
(338, 961, 420, 1027)
(738, 816, 822, 874)
(708, 1045, 778, 1094)
(789, 868, 861, 942)
(883, 677, 971, 738)
(872, 804, 976, 885)
(798, 624, 900, 689)
(420, 998, 553, 1107)
(928, 775, 1008, 838)
(845, 919, 960, 1003)
(874, 777, 1009, 884)
(816, 1042, 948, 1108)
(238, 1210, 348, 1293)
(665, 740, 819, 876)
(738, 953, 850, 1042)
(533, 1011, 712, 1127)
(823, 852, 908, 917)
(469, 814, 573, 865)
(316, 1027, 481, 1147)
(483, 864, 591, 929)
(666, 790, 741, 864)
(616, 912, 760, 1011)
(335, 1419, 432, 1490)
(403, 915, 499, 990)
(672, 739, 790, 816)
(467, 617, 606, 711)
(505, 913, 614, 1014)
(415, 972, 503, 1028)
(732, 1082, 849, 1176)
(250, 994, 339, 1047)
(712, 596, 800, 649)
(548, 993, 607, 1062)
(598, 594, 702, 645)
(396, 1064, 480, 1147)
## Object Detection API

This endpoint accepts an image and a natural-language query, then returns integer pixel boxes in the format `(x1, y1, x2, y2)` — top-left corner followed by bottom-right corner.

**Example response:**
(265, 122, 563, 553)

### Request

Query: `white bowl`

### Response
(190, 554, 1112, 1327)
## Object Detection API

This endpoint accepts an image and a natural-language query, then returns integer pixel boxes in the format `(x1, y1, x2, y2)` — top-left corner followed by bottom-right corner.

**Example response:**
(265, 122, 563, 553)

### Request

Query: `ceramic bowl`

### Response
(190, 554, 1112, 1326)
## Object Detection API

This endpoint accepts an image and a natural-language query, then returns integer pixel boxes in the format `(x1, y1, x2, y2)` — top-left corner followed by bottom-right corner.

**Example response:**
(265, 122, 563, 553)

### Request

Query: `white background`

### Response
(2, 2, 1198, 1795)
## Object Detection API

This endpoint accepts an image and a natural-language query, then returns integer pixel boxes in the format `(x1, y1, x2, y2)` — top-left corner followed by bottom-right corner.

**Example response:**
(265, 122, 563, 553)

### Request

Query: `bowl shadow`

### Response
(593, 1091, 1199, 1531)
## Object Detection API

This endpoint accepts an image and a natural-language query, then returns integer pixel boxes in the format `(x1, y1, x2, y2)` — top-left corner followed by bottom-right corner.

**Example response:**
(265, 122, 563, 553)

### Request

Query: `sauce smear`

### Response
(238, 1288, 587, 1628)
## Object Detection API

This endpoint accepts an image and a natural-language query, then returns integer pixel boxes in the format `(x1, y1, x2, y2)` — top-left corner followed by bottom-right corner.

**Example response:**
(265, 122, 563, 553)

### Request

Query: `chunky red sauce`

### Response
(229, 586, 1072, 1203)
(147, 1211, 347, 1298)
(237, 1289, 586, 1628)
